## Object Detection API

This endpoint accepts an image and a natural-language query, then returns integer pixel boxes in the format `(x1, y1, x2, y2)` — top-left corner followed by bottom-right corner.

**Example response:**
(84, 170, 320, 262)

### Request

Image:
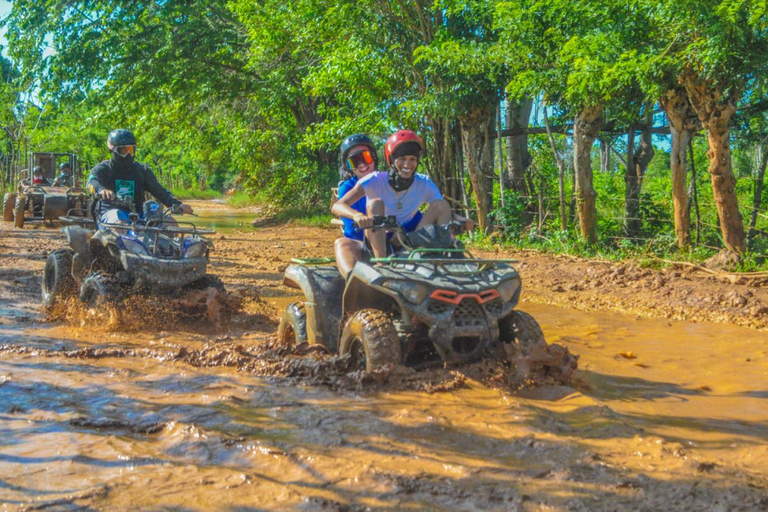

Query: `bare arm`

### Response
(331, 182, 366, 220)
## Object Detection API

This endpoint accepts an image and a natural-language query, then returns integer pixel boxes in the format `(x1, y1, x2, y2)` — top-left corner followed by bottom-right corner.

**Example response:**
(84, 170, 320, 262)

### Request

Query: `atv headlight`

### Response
(117, 236, 148, 256)
(497, 277, 520, 303)
(383, 280, 430, 305)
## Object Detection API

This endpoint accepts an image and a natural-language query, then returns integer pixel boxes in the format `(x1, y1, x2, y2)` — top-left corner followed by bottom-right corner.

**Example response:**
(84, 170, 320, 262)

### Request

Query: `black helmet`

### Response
(33, 166, 43, 174)
(59, 162, 72, 171)
(340, 133, 377, 170)
(107, 129, 136, 146)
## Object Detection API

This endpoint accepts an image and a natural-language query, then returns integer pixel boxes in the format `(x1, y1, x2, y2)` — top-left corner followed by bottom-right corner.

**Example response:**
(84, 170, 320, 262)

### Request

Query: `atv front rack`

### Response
(372, 248, 519, 274)
(99, 222, 216, 235)
(291, 257, 336, 265)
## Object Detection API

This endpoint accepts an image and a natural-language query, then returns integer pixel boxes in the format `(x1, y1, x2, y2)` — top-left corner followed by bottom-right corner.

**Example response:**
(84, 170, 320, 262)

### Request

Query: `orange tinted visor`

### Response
(115, 145, 136, 157)
(346, 150, 374, 170)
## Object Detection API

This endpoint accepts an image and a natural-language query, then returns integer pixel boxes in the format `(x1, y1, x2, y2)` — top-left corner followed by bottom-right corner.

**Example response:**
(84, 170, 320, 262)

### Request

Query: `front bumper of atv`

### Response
(119, 253, 207, 288)
(407, 288, 518, 363)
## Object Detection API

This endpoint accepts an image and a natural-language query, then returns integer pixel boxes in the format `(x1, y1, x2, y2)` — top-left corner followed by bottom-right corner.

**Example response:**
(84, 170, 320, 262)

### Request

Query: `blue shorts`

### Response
(400, 211, 423, 233)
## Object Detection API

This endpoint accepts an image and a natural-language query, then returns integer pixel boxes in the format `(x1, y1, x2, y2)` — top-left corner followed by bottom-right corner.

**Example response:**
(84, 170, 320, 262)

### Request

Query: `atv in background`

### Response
(3, 152, 90, 228)
(278, 216, 577, 382)
(43, 198, 221, 315)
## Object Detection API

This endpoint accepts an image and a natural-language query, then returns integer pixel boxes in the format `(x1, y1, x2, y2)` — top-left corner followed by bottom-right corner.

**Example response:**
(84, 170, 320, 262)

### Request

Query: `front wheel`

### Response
(80, 272, 124, 306)
(498, 310, 577, 383)
(2, 193, 15, 222)
(13, 196, 25, 228)
(42, 249, 76, 310)
(277, 302, 308, 347)
(339, 309, 401, 373)
(186, 274, 226, 292)
(499, 310, 545, 355)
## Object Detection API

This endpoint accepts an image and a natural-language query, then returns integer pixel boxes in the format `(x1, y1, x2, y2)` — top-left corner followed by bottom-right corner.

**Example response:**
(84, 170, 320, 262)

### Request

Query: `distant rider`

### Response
(52, 162, 74, 187)
(32, 166, 51, 186)
(332, 129, 473, 261)
(86, 129, 192, 225)
(333, 133, 378, 278)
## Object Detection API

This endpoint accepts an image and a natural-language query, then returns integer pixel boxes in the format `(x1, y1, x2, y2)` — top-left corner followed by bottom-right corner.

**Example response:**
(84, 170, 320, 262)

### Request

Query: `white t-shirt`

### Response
(359, 171, 443, 224)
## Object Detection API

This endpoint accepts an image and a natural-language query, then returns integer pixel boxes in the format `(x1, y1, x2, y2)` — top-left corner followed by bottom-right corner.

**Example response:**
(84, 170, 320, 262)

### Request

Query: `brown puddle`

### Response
(0, 301, 766, 510)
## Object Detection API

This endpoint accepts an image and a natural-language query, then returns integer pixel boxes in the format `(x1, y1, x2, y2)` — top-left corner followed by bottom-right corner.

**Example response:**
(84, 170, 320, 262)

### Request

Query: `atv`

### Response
(278, 216, 577, 380)
(3, 152, 91, 228)
(42, 198, 221, 312)
(4, 180, 90, 228)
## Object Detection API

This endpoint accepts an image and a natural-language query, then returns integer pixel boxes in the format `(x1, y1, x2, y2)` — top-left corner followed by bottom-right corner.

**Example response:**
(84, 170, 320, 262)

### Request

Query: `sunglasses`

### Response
(345, 150, 374, 170)
(114, 145, 136, 157)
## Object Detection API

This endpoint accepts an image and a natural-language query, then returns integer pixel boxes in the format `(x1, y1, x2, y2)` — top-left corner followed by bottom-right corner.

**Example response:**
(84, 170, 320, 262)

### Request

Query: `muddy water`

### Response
(188, 207, 255, 234)
(1, 302, 767, 510)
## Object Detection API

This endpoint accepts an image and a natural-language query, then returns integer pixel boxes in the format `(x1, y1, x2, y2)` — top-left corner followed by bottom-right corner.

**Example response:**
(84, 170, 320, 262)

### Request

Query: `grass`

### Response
(273, 208, 333, 227)
(171, 188, 222, 200)
(226, 191, 333, 227)
(226, 191, 262, 208)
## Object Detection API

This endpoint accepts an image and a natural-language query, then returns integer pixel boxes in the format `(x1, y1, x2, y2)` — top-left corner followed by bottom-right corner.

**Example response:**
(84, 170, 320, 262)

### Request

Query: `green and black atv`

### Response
(278, 216, 577, 380)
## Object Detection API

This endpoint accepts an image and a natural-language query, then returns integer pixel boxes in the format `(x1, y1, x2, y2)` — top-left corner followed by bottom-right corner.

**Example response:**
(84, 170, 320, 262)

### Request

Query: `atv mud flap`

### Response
(120, 253, 207, 288)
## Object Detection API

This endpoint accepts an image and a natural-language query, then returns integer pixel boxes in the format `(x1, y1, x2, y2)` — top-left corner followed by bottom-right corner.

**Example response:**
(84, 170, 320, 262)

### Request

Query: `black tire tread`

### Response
(189, 274, 225, 292)
(2, 193, 15, 222)
(80, 271, 124, 306)
(499, 310, 546, 356)
(42, 248, 76, 310)
(13, 196, 25, 228)
(340, 309, 401, 372)
(277, 302, 308, 346)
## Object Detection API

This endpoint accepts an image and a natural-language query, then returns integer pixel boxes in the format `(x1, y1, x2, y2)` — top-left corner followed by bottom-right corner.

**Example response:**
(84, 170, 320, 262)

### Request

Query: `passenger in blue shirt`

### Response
(334, 134, 378, 278)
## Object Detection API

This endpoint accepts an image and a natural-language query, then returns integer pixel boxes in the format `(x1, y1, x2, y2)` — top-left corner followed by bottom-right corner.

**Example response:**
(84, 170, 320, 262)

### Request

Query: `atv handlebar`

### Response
(352, 215, 469, 235)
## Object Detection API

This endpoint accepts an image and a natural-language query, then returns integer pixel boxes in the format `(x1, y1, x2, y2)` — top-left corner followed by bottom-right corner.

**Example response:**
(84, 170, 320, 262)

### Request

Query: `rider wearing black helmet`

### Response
(86, 129, 192, 224)
(333, 133, 378, 277)
(52, 162, 74, 187)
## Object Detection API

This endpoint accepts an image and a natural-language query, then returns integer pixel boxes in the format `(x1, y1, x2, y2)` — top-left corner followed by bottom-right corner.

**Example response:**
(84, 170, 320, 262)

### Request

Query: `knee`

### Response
(334, 237, 349, 252)
(367, 198, 384, 215)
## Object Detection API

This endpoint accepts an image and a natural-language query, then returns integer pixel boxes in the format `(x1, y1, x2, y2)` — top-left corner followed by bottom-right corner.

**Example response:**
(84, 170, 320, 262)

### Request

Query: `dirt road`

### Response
(0, 201, 766, 511)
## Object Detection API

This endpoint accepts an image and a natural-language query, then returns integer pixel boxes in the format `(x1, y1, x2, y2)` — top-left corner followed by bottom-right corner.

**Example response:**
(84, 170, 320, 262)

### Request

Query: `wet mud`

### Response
(1, 201, 767, 510)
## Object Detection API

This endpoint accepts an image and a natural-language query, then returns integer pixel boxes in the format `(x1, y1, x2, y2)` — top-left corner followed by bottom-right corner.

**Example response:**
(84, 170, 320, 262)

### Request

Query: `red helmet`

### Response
(384, 130, 424, 167)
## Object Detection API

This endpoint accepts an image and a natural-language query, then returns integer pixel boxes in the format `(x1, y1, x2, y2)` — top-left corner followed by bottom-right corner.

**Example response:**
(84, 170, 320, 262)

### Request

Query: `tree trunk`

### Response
(688, 139, 701, 245)
(573, 105, 603, 244)
(624, 109, 655, 238)
(544, 107, 567, 231)
(681, 69, 746, 254)
(599, 138, 611, 173)
(748, 141, 768, 240)
(427, 117, 460, 211)
(504, 98, 533, 196)
(661, 87, 699, 248)
(459, 105, 495, 232)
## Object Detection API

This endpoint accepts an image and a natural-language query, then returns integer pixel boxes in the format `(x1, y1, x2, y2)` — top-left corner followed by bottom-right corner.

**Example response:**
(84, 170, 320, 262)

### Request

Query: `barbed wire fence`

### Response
(446, 167, 768, 258)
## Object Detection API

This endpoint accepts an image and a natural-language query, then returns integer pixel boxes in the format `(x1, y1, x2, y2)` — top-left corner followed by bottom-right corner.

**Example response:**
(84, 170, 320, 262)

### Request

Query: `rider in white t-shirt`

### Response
(332, 130, 473, 264)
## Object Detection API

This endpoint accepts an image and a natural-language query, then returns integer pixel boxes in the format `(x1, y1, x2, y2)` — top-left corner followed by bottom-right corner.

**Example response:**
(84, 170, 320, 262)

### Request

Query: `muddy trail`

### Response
(0, 200, 767, 511)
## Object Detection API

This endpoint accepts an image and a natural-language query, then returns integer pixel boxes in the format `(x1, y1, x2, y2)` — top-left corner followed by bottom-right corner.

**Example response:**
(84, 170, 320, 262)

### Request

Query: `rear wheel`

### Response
(13, 196, 25, 228)
(80, 272, 124, 306)
(339, 309, 401, 373)
(277, 302, 308, 347)
(2, 193, 15, 221)
(42, 249, 76, 310)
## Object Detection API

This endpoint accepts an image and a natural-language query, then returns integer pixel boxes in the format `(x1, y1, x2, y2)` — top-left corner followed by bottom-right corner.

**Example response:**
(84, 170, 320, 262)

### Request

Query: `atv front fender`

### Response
(283, 264, 344, 352)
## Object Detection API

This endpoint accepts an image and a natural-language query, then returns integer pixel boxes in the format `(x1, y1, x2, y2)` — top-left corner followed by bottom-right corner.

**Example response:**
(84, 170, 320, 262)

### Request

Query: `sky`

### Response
(0, 1, 10, 54)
